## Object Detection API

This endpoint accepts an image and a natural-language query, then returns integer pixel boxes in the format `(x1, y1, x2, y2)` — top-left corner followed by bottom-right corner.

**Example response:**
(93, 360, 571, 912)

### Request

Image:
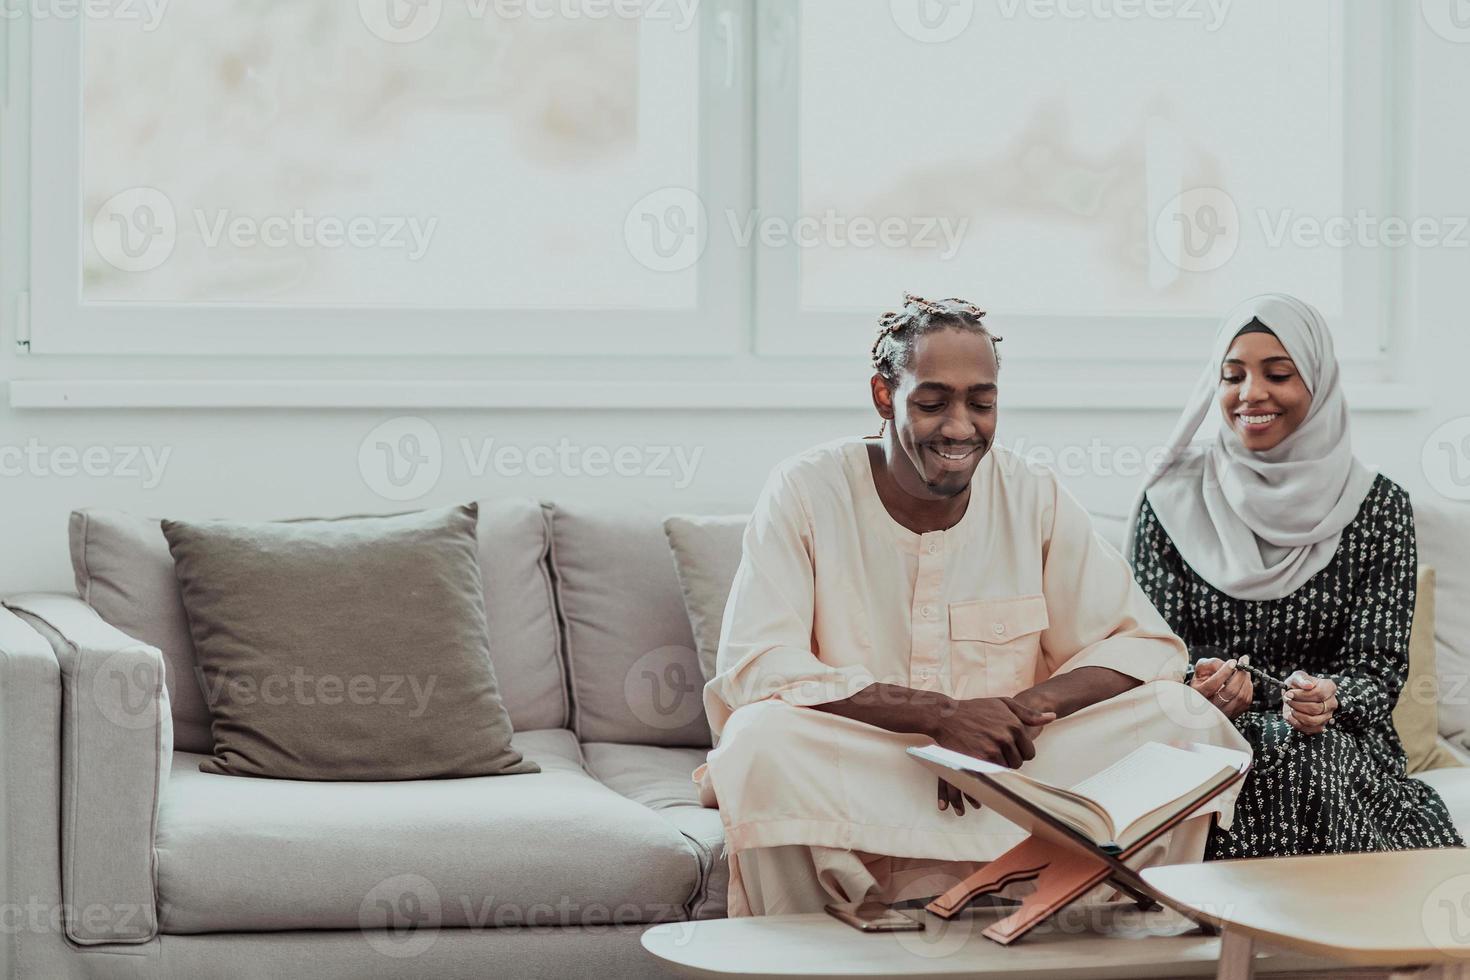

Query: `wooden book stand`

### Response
(910, 755, 1250, 946)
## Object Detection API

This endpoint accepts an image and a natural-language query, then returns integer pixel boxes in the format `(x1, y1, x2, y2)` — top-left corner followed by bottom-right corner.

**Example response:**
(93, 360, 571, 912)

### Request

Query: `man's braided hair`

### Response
(870, 292, 1001, 386)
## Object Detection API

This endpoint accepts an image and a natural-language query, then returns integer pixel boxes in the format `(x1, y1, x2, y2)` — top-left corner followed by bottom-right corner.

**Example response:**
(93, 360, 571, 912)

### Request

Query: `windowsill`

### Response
(5, 378, 1432, 412)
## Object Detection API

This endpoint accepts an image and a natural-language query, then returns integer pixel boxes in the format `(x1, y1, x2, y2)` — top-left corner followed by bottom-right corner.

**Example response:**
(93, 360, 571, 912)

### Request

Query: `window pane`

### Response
(797, 1, 1346, 320)
(82, 1, 700, 309)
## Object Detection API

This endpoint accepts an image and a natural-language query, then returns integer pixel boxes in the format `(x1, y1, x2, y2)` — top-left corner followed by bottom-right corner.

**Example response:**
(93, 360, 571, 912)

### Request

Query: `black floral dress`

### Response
(1130, 475, 1464, 858)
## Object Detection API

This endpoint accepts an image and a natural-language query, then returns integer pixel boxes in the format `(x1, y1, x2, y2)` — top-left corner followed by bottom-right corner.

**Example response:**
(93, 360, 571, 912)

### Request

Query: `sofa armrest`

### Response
(3, 593, 172, 945)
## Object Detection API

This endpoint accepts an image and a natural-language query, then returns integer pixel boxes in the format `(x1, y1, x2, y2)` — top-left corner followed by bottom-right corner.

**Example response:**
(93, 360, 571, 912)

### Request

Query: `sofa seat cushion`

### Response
(1414, 766, 1470, 844)
(155, 730, 700, 933)
(583, 742, 727, 919)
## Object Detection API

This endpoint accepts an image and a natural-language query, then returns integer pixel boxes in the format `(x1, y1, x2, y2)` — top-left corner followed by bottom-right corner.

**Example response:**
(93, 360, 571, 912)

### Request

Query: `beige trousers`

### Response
(733, 813, 1214, 916)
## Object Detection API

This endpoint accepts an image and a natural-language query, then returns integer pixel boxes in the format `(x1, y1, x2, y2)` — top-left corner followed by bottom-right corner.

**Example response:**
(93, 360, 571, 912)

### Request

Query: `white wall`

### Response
(2, 16, 1468, 596)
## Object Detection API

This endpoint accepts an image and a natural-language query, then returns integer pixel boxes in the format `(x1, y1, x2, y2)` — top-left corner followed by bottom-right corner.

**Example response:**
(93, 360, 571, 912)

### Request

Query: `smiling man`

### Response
(693, 293, 1253, 917)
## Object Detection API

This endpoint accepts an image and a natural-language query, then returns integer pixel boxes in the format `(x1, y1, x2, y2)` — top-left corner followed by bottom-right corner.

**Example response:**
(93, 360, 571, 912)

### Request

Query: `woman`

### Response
(1125, 293, 1463, 858)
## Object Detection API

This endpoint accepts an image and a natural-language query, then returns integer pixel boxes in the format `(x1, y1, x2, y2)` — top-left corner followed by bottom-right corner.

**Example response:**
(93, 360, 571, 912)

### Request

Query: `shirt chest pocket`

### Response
(948, 595, 1049, 699)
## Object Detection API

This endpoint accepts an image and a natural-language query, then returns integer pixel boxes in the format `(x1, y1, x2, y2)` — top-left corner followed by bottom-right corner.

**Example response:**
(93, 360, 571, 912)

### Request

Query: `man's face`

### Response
(876, 327, 1000, 500)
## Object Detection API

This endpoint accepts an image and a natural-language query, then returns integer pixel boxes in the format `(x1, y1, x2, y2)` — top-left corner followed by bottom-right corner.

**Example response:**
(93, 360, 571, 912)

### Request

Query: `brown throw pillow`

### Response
(162, 502, 537, 781)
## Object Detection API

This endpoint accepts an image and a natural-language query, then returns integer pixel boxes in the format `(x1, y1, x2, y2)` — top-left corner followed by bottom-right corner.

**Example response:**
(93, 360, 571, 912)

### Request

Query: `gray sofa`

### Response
(3, 497, 1468, 980)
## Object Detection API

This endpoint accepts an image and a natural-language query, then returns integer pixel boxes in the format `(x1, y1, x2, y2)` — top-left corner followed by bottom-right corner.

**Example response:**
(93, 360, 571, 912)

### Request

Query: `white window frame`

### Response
(0, 1, 1424, 410)
(751, 0, 1404, 371)
(15, 0, 753, 357)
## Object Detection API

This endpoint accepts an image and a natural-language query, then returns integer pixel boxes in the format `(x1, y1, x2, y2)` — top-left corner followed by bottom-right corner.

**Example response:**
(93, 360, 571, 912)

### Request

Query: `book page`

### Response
(1069, 741, 1233, 841)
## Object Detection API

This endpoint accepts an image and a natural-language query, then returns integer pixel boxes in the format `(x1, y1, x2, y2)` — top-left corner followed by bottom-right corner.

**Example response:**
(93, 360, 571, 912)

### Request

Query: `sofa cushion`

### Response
(663, 515, 748, 686)
(69, 498, 566, 754)
(583, 741, 726, 920)
(163, 503, 535, 781)
(1396, 566, 1463, 774)
(154, 729, 700, 933)
(549, 504, 710, 747)
(1415, 500, 1470, 750)
(1414, 765, 1470, 844)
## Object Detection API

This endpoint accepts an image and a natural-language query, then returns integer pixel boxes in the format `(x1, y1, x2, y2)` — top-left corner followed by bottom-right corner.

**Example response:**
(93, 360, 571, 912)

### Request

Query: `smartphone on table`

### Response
(824, 901, 925, 932)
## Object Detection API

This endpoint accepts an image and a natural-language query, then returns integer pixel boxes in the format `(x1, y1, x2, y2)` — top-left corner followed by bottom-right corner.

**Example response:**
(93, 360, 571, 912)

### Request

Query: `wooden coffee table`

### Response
(641, 901, 1365, 979)
(1142, 848, 1470, 979)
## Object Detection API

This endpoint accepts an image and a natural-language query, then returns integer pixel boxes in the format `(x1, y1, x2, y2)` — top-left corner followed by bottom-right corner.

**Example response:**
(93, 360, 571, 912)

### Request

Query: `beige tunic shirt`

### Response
(700, 436, 1187, 737)
(692, 436, 1250, 899)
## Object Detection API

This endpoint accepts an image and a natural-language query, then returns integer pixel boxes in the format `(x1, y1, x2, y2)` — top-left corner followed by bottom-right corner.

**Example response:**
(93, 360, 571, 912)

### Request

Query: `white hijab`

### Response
(1123, 293, 1377, 601)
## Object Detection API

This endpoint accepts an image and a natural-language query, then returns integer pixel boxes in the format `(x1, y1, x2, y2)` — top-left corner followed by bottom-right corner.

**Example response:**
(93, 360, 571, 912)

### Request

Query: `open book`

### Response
(908, 741, 1250, 853)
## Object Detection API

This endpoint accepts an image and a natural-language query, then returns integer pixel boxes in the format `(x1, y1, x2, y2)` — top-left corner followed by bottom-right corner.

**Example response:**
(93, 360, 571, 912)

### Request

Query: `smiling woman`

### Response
(1218, 318, 1314, 452)
(1125, 293, 1465, 860)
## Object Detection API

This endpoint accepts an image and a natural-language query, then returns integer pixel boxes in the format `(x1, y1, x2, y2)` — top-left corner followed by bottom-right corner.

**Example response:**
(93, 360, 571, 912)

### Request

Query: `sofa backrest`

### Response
(548, 503, 711, 748)
(69, 498, 568, 754)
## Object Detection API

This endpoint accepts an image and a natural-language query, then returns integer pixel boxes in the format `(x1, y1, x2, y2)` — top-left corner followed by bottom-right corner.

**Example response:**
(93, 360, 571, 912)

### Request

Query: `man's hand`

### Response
(937, 777, 983, 815)
(933, 697, 1056, 770)
(1282, 671, 1338, 735)
(1190, 658, 1253, 721)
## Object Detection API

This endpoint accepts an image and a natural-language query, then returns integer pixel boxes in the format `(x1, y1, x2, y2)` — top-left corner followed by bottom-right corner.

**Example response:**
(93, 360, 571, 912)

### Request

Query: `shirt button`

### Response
(993, 622, 1007, 636)
(927, 543, 938, 555)
(922, 605, 934, 618)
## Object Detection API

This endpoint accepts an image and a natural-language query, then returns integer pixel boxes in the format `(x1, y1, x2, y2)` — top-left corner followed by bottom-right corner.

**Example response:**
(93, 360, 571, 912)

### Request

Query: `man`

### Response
(693, 293, 1252, 917)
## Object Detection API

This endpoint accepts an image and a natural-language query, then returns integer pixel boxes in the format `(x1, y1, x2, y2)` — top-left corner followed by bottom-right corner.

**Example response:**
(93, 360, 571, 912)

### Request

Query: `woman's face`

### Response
(1217, 330, 1311, 452)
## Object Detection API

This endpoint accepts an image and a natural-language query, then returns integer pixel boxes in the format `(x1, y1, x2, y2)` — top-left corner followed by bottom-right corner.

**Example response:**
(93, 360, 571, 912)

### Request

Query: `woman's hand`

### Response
(1282, 671, 1338, 735)
(938, 777, 982, 816)
(1190, 657, 1253, 720)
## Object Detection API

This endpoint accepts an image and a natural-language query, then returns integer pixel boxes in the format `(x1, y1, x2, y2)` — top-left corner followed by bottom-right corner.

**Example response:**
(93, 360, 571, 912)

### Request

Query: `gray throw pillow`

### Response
(662, 515, 749, 685)
(162, 502, 538, 781)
